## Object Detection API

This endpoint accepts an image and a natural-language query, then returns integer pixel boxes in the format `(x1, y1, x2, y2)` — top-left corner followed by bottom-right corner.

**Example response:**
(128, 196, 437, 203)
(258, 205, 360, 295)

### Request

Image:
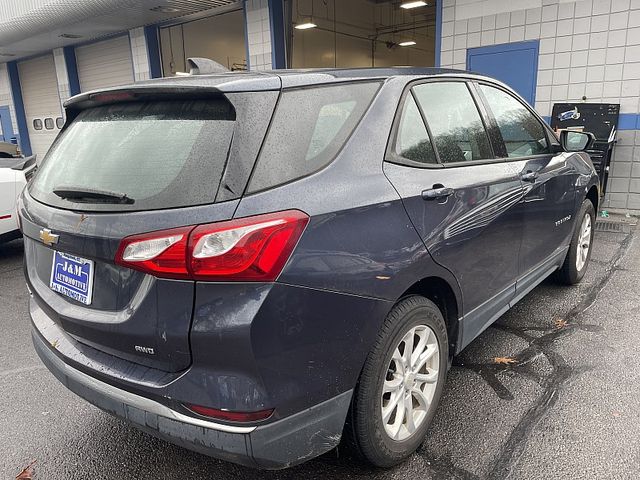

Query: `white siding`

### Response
(18, 54, 62, 160)
(76, 35, 134, 92)
(441, 0, 640, 212)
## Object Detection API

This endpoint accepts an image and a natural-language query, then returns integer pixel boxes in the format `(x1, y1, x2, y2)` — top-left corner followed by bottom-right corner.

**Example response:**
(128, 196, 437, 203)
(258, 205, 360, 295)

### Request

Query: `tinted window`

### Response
(248, 82, 380, 193)
(44, 118, 54, 130)
(413, 82, 492, 163)
(480, 84, 549, 158)
(33, 119, 43, 130)
(29, 99, 235, 211)
(393, 94, 437, 165)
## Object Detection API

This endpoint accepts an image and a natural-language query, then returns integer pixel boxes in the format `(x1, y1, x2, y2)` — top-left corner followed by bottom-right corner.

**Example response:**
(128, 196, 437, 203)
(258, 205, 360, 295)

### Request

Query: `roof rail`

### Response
(187, 57, 229, 75)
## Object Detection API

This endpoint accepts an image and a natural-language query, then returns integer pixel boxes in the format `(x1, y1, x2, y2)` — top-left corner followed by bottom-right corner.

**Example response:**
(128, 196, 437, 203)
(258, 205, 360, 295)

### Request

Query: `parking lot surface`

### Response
(1, 220, 638, 479)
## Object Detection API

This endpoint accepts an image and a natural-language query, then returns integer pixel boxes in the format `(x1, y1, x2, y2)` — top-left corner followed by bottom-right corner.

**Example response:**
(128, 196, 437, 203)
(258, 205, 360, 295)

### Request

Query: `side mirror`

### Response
(559, 130, 595, 152)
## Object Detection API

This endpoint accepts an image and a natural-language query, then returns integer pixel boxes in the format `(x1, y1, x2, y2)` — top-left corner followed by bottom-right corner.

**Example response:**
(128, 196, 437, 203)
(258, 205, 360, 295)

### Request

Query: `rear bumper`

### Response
(32, 327, 352, 469)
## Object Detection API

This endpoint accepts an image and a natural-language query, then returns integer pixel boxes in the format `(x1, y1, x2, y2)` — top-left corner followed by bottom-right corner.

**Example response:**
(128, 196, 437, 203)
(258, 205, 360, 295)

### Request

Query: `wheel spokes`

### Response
(415, 369, 439, 384)
(381, 324, 441, 441)
(403, 391, 416, 433)
(382, 388, 403, 424)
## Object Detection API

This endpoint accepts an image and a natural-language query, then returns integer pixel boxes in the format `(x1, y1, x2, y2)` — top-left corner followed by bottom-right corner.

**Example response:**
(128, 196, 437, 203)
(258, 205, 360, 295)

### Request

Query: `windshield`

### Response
(29, 99, 235, 212)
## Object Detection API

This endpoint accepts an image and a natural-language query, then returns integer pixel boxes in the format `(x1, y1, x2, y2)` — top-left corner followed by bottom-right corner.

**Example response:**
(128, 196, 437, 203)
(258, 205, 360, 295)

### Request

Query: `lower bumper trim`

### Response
(32, 327, 353, 469)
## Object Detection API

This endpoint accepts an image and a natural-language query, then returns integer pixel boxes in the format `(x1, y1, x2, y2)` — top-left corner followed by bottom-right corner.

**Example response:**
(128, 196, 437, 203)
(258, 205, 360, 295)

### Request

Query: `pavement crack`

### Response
(447, 228, 635, 480)
(483, 229, 635, 480)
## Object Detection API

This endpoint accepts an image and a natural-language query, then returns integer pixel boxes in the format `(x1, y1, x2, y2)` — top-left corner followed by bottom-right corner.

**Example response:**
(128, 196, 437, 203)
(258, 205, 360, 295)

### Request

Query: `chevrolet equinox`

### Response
(20, 67, 599, 469)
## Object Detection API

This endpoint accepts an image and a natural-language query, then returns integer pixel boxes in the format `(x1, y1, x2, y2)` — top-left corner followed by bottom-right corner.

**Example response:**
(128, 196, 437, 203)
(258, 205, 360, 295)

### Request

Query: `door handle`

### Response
(422, 186, 454, 201)
(520, 171, 539, 182)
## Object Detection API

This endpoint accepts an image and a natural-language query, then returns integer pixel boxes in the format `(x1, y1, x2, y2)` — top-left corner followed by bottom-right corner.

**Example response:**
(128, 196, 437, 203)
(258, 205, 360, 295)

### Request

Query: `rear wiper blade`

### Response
(53, 186, 135, 204)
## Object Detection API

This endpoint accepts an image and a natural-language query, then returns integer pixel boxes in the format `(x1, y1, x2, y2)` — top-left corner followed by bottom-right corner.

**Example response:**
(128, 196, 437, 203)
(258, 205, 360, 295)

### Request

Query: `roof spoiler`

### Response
(187, 57, 229, 75)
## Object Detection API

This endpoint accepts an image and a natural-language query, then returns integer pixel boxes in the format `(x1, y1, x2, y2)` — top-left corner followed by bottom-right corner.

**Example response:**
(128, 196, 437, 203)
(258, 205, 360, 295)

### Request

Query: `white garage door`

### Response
(18, 54, 63, 161)
(76, 35, 135, 92)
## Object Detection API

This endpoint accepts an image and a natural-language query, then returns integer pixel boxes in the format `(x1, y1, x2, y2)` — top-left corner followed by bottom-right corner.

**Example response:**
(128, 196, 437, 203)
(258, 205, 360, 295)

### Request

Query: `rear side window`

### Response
(412, 82, 493, 164)
(29, 99, 235, 211)
(479, 84, 550, 158)
(393, 94, 437, 165)
(248, 82, 380, 193)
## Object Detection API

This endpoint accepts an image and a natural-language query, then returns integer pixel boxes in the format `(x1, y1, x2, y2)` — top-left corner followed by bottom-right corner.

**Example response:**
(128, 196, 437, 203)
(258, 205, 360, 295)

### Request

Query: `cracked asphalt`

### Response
(1, 221, 638, 479)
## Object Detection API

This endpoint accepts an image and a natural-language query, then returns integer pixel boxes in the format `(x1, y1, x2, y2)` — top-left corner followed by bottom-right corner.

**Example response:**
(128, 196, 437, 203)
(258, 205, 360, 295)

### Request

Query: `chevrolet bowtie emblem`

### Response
(39, 228, 59, 246)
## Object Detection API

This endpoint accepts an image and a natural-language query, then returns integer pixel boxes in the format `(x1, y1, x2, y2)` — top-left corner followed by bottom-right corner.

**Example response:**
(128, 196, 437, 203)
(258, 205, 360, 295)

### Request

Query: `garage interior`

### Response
(159, 8, 247, 74)
(289, 0, 436, 68)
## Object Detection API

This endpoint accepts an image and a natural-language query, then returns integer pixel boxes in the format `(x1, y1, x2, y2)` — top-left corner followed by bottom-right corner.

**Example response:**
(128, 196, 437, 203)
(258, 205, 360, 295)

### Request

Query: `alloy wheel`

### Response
(380, 324, 440, 441)
(576, 213, 592, 271)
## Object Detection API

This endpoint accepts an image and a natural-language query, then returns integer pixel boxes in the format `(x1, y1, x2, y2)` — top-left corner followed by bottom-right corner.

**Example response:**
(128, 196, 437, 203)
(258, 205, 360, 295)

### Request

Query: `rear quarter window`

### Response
(247, 82, 380, 193)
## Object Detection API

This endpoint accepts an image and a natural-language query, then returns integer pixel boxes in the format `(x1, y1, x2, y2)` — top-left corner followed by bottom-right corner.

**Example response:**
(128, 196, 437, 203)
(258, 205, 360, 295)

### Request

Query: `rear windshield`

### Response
(29, 99, 235, 211)
(247, 81, 380, 193)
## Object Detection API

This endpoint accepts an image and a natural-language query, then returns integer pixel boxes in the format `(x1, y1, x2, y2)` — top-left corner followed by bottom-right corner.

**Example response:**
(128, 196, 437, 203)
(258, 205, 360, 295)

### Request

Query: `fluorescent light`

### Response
(399, 40, 417, 47)
(295, 22, 317, 30)
(401, 1, 428, 9)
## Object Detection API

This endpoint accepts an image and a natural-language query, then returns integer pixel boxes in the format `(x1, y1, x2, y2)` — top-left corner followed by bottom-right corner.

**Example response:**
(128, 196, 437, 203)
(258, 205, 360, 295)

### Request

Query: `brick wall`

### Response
(129, 27, 151, 81)
(440, 0, 640, 212)
(245, 0, 273, 70)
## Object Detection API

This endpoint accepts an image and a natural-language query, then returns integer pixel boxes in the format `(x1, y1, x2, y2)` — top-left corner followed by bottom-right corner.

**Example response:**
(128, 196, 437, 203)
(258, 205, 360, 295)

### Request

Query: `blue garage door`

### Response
(467, 41, 539, 106)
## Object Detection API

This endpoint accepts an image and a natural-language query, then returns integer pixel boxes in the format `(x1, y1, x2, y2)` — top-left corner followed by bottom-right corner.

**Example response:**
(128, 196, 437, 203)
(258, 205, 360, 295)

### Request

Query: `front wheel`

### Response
(557, 199, 595, 285)
(343, 296, 448, 467)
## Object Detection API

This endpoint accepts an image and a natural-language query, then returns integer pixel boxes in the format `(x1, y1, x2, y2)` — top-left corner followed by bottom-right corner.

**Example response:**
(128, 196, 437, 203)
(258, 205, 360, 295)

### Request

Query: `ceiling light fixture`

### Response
(295, 22, 317, 30)
(400, 1, 428, 9)
(399, 40, 417, 46)
(150, 6, 182, 13)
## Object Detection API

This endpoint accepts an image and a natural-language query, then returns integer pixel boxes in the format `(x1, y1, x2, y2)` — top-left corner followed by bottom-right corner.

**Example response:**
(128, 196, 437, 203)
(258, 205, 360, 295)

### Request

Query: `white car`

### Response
(0, 155, 36, 243)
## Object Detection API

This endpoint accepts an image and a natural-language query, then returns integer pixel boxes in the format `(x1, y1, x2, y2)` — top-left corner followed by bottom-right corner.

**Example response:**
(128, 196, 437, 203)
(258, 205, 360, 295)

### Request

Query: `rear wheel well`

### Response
(401, 277, 459, 356)
(586, 185, 599, 212)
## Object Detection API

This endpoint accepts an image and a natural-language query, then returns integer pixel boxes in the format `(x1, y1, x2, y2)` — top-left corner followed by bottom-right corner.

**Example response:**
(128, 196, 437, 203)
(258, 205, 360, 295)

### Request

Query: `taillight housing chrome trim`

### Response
(114, 210, 309, 282)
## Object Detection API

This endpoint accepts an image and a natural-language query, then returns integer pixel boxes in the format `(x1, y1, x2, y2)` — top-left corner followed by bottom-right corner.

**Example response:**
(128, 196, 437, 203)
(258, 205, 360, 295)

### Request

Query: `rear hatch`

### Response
(22, 82, 279, 372)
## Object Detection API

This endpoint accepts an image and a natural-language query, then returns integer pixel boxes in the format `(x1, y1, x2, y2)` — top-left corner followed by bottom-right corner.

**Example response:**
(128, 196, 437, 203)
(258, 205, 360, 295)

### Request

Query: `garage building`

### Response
(0, 0, 639, 212)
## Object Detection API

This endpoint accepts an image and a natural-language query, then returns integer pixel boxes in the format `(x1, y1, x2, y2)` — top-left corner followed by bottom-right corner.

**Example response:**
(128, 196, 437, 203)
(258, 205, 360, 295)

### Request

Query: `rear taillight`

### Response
(115, 210, 308, 282)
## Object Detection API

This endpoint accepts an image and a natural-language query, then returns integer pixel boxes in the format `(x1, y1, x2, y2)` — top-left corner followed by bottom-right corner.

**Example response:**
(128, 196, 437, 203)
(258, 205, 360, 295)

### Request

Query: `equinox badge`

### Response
(39, 228, 59, 246)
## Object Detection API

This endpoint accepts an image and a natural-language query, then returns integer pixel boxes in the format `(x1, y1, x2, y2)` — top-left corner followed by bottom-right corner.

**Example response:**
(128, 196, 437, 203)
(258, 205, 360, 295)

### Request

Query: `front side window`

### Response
(412, 82, 493, 164)
(248, 82, 380, 193)
(479, 84, 550, 158)
(392, 94, 437, 165)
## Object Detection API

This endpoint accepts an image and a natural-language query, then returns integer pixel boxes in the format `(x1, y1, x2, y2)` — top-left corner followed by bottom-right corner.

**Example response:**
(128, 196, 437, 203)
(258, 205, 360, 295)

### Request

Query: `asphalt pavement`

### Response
(1, 219, 638, 479)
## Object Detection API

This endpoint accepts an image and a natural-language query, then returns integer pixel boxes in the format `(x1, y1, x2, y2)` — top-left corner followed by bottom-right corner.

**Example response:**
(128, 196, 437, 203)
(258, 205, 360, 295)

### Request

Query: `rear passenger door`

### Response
(383, 80, 525, 347)
(475, 82, 575, 297)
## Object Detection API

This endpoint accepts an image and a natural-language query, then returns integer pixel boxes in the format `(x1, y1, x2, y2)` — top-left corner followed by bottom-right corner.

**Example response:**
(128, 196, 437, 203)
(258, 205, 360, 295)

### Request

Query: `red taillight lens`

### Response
(186, 404, 274, 422)
(115, 225, 192, 279)
(188, 210, 308, 281)
(114, 210, 308, 282)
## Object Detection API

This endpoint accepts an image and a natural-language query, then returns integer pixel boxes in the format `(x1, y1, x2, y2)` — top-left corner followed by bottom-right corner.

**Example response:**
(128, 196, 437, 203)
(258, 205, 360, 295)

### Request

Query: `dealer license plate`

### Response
(49, 251, 94, 305)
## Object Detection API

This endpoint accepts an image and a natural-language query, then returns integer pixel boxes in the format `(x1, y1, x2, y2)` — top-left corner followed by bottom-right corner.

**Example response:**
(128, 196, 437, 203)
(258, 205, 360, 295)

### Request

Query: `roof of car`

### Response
(64, 67, 496, 109)
(137, 67, 470, 89)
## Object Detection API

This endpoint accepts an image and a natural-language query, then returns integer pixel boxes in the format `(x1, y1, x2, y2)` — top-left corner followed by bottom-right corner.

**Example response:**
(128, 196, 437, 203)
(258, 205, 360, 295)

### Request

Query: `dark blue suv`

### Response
(20, 68, 599, 469)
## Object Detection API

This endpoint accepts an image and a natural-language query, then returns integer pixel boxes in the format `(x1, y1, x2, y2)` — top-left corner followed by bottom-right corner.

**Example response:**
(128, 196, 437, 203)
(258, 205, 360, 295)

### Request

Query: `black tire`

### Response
(343, 295, 448, 467)
(556, 199, 595, 285)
